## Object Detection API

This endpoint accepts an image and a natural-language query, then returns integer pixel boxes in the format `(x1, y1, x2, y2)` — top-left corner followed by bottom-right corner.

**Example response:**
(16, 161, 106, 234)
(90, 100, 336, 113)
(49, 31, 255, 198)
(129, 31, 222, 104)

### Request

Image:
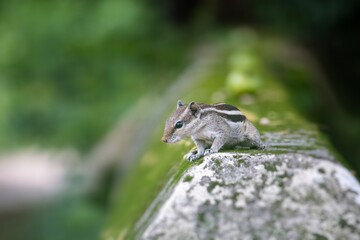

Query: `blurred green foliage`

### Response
(0, 0, 192, 151)
(0, 2, 194, 238)
(1, 1, 359, 240)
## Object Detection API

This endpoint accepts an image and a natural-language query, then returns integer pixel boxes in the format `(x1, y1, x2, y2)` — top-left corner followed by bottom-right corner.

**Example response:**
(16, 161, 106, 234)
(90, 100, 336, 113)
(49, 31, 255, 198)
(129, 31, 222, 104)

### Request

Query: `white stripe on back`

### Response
(201, 108, 243, 116)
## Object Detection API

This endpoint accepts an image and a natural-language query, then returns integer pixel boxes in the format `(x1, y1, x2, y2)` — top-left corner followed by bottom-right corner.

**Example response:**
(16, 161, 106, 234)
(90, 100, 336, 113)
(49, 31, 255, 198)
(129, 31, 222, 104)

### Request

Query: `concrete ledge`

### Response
(138, 148, 360, 239)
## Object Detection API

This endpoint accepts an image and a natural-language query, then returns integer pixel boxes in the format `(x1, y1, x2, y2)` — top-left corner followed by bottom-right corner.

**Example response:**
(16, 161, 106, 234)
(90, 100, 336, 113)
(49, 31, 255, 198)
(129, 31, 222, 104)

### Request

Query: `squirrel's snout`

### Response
(161, 137, 168, 143)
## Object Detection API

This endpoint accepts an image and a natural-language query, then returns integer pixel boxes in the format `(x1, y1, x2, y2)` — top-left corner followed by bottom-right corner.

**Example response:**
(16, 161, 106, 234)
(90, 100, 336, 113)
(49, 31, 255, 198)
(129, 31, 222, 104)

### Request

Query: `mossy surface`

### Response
(101, 30, 348, 240)
(138, 152, 360, 239)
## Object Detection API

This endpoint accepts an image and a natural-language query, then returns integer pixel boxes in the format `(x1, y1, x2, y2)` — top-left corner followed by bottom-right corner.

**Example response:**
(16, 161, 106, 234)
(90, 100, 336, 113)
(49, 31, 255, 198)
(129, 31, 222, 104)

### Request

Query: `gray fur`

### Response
(162, 101, 264, 161)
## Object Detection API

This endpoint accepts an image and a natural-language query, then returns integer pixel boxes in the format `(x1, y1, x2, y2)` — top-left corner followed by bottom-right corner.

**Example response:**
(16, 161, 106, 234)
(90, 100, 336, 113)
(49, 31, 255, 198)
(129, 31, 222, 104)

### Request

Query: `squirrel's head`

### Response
(161, 100, 201, 143)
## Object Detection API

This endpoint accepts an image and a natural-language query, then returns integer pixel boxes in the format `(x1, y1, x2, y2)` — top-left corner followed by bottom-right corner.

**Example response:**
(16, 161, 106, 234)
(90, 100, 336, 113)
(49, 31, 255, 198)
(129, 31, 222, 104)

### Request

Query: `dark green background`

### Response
(0, 1, 359, 239)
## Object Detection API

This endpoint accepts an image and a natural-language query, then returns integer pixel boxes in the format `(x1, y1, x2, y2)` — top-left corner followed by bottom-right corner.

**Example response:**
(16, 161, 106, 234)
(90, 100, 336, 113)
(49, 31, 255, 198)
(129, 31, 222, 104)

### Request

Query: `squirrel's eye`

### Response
(175, 121, 183, 129)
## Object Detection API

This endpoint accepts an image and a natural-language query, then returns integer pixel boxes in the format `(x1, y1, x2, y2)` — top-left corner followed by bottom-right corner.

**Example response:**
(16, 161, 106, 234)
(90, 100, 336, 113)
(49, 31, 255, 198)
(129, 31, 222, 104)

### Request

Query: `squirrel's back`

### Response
(162, 101, 264, 149)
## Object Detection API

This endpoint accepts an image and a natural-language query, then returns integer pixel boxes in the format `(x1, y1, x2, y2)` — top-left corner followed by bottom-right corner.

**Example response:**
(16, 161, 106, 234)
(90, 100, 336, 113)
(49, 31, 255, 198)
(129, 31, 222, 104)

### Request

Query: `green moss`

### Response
(313, 233, 328, 240)
(207, 181, 225, 193)
(304, 190, 323, 204)
(183, 175, 194, 182)
(235, 159, 245, 167)
(102, 131, 192, 239)
(275, 174, 288, 189)
(207, 181, 218, 193)
(197, 211, 206, 223)
(264, 162, 277, 172)
(339, 218, 357, 232)
(214, 159, 222, 167)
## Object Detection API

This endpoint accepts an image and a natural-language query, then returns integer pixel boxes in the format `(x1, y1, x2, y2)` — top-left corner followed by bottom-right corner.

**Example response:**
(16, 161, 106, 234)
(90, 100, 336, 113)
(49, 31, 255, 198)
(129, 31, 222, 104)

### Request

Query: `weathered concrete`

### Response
(137, 130, 360, 240)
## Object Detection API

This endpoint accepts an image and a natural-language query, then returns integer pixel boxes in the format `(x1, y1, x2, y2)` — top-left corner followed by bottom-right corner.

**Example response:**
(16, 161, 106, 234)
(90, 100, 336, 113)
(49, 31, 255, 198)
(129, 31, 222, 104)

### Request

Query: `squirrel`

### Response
(161, 100, 265, 161)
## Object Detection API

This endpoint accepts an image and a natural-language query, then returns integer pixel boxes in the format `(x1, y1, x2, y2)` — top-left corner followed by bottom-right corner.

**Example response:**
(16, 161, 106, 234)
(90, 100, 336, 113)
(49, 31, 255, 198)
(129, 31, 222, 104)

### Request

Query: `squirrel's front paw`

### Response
(204, 148, 216, 156)
(186, 151, 203, 162)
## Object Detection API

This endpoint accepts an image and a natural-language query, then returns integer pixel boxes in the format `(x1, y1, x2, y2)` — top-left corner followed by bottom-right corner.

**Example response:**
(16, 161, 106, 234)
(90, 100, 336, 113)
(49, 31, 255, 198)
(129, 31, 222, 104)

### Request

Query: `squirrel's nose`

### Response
(161, 137, 168, 143)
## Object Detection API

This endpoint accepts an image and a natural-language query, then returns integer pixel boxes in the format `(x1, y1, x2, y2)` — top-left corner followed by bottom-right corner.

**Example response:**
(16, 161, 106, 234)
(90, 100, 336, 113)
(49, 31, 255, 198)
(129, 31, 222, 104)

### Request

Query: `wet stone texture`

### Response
(138, 131, 360, 240)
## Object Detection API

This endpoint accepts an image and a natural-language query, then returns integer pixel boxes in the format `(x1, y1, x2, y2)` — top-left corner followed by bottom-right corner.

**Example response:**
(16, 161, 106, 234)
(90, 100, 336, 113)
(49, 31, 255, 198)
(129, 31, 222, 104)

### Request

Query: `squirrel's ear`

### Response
(177, 100, 183, 109)
(188, 102, 200, 117)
